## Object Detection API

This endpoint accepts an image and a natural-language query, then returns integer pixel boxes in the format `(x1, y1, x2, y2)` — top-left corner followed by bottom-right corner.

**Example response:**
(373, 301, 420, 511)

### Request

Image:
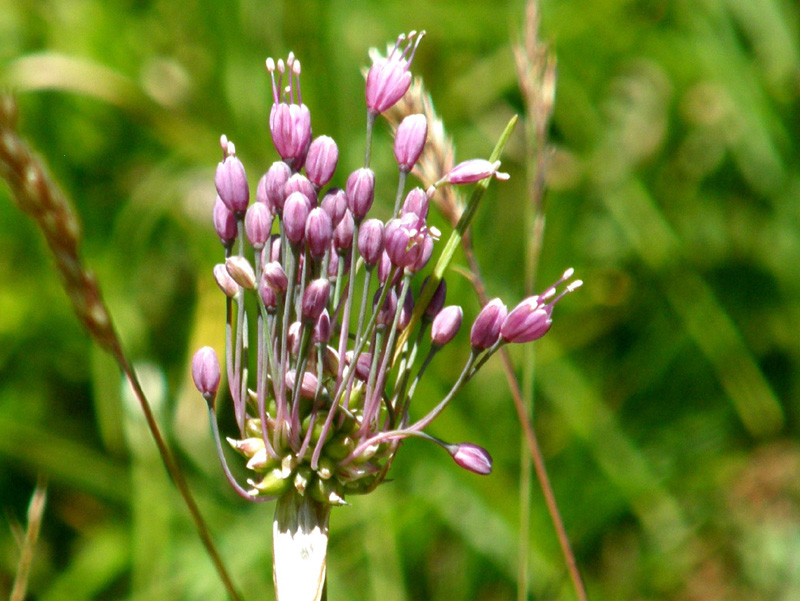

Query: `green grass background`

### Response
(1, 0, 799, 599)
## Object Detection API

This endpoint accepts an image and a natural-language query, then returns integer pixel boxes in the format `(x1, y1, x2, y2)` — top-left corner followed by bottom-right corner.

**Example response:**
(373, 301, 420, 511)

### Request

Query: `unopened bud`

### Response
(191, 346, 220, 402)
(431, 305, 462, 346)
(394, 114, 427, 172)
(345, 168, 375, 221)
(225, 256, 256, 290)
(305, 135, 339, 187)
(214, 263, 239, 297)
(448, 442, 493, 475)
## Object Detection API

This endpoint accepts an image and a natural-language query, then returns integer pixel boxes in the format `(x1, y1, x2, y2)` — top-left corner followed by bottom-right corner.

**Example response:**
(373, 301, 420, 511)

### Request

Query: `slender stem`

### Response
(10, 476, 47, 601)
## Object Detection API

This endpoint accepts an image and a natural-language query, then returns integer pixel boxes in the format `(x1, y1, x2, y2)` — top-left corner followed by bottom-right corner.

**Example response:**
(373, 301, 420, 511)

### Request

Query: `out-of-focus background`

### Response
(1, 0, 799, 599)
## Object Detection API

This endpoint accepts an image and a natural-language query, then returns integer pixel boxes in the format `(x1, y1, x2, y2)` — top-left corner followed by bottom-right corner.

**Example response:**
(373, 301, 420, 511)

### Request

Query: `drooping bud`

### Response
(438, 159, 510, 186)
(384, 213, 433, 270)
(215, 145, 250, 214)
(301, 279, 330, 324)
(245, 202, 272, 249)
(213, 196, 237, 245)
(394, 114, 427, 172)
(305, 207, 333, 258)
(213, 263, 239, 297)
(401, 187, 429, 220)
(264, 161, 291, 213)
(305, 135, 339, 188)
(346, 351, 373, 381)
(365, 31, 425, 115)
(225, 256, 257, 290)
(332, 209, 355, 251)
(262, 261, 289, 294)
(431, 305, 462, 346)
(357, 218, 384, 267)
(500, 298, 551, 343)
(192, 346, 221, 403)
(470, 298, 507, 350)
(320, 188, 348, 227)
(345, 168, 375, 222)
(448, 442, 493, 475)
(283, 191, 310, 245)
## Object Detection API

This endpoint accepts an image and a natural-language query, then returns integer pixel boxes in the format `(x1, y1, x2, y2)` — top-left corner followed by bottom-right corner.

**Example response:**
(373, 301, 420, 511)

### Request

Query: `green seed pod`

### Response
(316, 456, 336, 480)
(323, 434, 355, 461)
(249, 467, 293, 497)
(310, 475, 346, 506)
(294, 465, 314, 495)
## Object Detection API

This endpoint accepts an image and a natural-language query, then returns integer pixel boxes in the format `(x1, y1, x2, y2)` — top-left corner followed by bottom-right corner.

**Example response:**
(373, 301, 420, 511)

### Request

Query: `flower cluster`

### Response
(191, 31, 580, 506)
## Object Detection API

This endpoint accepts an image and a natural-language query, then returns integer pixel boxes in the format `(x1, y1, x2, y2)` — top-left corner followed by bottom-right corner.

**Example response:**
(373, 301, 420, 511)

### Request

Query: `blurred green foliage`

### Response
(1, 0, 799, 599)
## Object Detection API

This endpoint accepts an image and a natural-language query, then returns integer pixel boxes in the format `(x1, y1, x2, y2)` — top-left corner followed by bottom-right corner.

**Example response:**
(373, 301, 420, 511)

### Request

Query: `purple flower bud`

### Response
(333, 209, 355, 251)
(412, 235, 434, 272)
(283, 191, 310, 245)
(264, 161, 291, 213)
(398, 285, 414, 331)
(401, 187, 429, 220)
(284, 173, 317, 208)
(394, 114, 427, 172)
(301, 278, 330, 324)
(287, 321, 302, 355)
(313, 309, 331, 344)
(192, 346, 221, 401)
(215, 153, 249, 214)
(346, 351, 372, 381)
(259, 280, 278, 310)
(500, 298, 552, 344)
(213, 196, 237, 245)
(470, 298, 508, 350)
(431, 305, 462, 346)
(262, 261, 288, 294)
(320, 188, 348, 227)
(377, 251, 398, 284)
(225, 256, 257, 290)
(305, 207, 333, 258)
(345, 168, 375, 221)
(327, 244, 339, 277)
(423, 277, 446, 319)
(448, 442, 492, 475)
(365, 31, 425, 114)
(305, 135, 339, 188)
(245, 202, 272, 249)
(269, 234, 282, 263)
(285, 370, 318, 399)
(358, 218, 384, 266)
(267, 57, 312, 167)
(213, 264, 239, 297)
(440, 159, 510, 186)
(374, 287, 398, 327)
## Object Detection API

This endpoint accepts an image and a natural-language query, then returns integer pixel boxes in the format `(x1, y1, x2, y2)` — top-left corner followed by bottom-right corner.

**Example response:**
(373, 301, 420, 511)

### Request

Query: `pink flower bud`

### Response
(213, 264, 239, 297)
(394, 114, 427, 172)
(213, 196, 237, 245)
(283, 191, 310, 245)
(283, 173, 317, 208)
(448, 442, 492, 475)
(345, 168, 375, 221)
(285, 370, 318, 399)
(192, 346, 221, 401)
(346, 351, 372, 381)
(431, 305, 462, 346)
(262, 261, 288, 294)
(374, 287, 398, 327)
(384, 213, 433, 271)
(313, 309, 331, 344)
(401, 187, 429, 220)
(357, 218, 384, 266)
(270, 103, 312, 168)
(365, 31, 425, 114)
(305, 135, 339, 188)
(333, 209, 355, 251)
(225, 256, 256, 290)
(264, 161, 291, 213)
(259, 280, 278, 310)
(441, 159, 510, 185)
(245, 202, 272, 249)
(305, 207, 333, 258)
(301, 279, 330, 324)
(215, 153, 250, 214)
(470, 298, 507, 350)
(500, 298, 552, 343)
(320, 187, 348, 227)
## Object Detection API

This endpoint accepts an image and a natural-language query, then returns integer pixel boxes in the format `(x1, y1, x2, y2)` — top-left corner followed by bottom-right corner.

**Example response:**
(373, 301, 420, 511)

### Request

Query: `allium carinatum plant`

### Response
(191, 30, 580, 601)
